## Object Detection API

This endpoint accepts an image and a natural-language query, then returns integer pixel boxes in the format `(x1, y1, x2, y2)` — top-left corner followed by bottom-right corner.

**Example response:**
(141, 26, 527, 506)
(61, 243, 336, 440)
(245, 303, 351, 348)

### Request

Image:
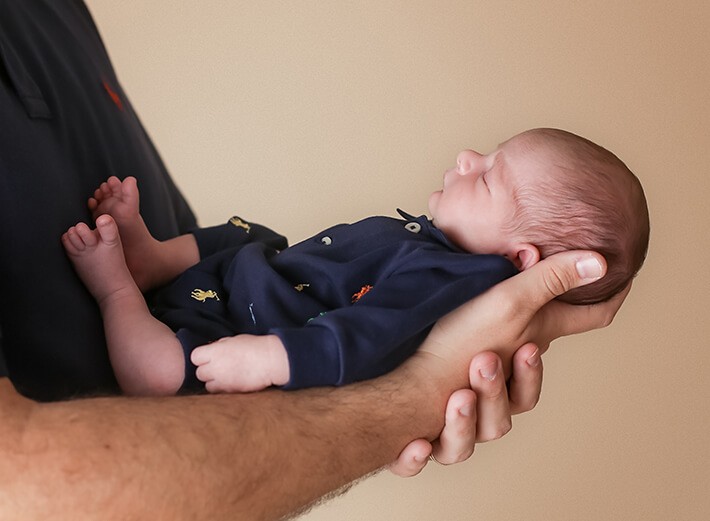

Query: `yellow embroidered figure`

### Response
(294, 283, 310, 292)
(351, 285, 373, 303)
(229, 216, 251, 233)
(191, 289, 220, 302)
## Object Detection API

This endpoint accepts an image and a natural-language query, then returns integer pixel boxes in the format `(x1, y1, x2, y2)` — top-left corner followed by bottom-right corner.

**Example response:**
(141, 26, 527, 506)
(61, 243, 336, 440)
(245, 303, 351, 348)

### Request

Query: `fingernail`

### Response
(526, 348, 540, 367)
(459, 403, 473, 417)
(479, 360, 498, 381)
(575, 257, 603, 280)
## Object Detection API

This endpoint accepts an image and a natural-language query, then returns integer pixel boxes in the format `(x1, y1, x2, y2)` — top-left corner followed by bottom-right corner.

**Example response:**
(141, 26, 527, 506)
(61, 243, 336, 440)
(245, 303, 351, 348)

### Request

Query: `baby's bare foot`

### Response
(62, 215, 138, 304)
(88, 176, 160, 291)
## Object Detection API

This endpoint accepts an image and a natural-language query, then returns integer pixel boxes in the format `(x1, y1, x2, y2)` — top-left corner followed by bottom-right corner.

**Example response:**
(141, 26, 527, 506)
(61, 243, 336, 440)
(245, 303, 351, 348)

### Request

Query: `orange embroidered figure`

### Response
(351, 285, 373, 303)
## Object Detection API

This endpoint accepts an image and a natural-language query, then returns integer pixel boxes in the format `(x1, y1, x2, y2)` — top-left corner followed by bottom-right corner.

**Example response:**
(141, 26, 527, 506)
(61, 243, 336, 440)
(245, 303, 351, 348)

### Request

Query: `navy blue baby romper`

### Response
(157, 211, 518, 390)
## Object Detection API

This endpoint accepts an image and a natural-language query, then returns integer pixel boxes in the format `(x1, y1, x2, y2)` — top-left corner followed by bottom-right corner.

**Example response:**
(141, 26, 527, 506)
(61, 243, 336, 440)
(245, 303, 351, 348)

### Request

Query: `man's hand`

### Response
(388, 343, 542, 476)
(390, 250, 630, 476)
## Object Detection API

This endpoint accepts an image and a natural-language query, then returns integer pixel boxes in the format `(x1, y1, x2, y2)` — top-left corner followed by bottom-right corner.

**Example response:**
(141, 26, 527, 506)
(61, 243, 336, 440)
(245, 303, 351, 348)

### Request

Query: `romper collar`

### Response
(396, 209, 464, 253)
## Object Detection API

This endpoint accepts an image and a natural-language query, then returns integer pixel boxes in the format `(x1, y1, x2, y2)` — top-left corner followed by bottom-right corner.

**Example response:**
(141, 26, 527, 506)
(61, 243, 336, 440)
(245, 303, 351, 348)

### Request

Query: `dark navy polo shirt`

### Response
(157, 211, 518, 390)
(0, 1, 199, 400)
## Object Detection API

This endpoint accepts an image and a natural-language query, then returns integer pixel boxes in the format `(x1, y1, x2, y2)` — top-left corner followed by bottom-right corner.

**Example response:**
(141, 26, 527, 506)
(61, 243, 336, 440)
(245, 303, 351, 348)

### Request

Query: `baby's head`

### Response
(429, 128, 649, 304)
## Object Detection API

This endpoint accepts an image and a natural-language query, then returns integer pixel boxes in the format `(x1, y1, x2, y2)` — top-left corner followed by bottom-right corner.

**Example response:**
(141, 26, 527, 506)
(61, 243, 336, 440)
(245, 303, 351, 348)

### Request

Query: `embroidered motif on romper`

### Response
(351, 285, 373, 303)
(229, 217, 251, 233)
(191, 289, 220, 302)
(294, 283, 310, 292)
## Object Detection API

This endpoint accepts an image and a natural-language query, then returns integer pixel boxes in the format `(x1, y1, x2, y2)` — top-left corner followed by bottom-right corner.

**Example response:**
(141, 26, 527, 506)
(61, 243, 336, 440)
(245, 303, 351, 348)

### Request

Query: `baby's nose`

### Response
(456, 150, 483, 174)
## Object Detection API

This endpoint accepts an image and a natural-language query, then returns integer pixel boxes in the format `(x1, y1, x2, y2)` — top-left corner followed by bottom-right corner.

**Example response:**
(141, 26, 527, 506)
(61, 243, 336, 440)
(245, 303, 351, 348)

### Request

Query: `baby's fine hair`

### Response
(506, 128, 650, 305)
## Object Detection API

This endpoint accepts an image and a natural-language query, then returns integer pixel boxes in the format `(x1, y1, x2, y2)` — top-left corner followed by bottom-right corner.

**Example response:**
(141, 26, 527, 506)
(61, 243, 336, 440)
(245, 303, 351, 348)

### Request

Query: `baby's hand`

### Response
(191, 334, 290, 393)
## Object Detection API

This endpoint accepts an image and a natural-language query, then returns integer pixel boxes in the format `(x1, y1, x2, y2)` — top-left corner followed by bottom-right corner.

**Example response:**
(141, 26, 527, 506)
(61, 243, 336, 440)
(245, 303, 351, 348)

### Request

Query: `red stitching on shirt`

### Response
(102, 80, 124, 111)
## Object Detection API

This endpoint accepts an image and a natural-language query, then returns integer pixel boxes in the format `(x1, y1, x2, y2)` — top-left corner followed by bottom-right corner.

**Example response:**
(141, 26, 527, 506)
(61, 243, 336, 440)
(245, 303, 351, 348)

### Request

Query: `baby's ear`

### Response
(507, 243, 540, 271)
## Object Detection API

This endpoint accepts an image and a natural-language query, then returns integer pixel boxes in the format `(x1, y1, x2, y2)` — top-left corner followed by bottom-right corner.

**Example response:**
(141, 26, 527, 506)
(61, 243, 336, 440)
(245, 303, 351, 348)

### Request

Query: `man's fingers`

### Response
(388, 439, 432, 477)
(577, 280, 631, 330)
(390, 390, 479, 474)
(539, 280, 632, 341)
(430, 389, 478, 464)
(468, 353, 512, 442)
(508, 343, 543, 415)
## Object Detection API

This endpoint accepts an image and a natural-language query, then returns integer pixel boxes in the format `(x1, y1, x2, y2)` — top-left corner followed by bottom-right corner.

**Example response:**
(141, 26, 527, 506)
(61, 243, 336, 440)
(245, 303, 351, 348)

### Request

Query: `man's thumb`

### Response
(523, 251, 606, 308)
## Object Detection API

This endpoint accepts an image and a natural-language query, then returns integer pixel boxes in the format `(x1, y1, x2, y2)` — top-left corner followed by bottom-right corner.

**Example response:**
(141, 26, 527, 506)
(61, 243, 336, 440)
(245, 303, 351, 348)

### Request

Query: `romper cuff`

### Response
(271, 328, 342, 390)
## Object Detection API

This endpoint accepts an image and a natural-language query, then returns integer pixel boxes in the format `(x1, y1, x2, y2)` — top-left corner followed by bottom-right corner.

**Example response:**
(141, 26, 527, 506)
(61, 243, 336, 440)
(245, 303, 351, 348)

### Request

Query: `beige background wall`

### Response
(86, 1, 709, 519)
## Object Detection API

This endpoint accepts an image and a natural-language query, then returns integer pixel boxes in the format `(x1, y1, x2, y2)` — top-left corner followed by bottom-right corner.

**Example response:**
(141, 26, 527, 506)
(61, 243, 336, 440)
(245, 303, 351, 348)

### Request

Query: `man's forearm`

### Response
(0, 358, 452, 521)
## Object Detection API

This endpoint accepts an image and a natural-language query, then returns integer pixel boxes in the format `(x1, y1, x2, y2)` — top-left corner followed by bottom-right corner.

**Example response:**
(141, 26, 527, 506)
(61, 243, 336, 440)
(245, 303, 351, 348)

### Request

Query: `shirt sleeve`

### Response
(272, 251, 517, 389)
(0, 332, 7, 378)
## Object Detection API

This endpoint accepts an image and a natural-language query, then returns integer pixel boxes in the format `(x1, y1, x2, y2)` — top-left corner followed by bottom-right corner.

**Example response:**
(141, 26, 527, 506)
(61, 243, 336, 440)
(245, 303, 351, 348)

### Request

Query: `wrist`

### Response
(265, 335, 290, 386)
(390, 351, 461, 442)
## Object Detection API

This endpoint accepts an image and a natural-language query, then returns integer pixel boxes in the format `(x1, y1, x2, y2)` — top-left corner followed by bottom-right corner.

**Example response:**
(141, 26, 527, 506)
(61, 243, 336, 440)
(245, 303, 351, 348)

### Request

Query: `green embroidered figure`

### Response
(229, 216, 251, 233)
(191, 289, 220, 302)
(307, 311, 328, 324)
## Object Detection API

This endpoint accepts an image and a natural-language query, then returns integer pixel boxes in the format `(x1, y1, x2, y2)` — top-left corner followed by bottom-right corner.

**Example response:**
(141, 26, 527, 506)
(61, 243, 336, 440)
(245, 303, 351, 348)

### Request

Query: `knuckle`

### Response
(514, 394, 540, 414)
(457, 446, 475, 462)
(543, 267, 572, 297)
(586, 306, 614, 329)
(489, 421, 512, 441)
(601, 309, 615, 328)
(482, 383, 507, 402)
(443, 447, 474, 465)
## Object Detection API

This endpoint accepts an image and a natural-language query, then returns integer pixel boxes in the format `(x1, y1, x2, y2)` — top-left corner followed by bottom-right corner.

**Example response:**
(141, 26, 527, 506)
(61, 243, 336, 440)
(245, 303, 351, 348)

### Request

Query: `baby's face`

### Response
(428, 135, 542, 257)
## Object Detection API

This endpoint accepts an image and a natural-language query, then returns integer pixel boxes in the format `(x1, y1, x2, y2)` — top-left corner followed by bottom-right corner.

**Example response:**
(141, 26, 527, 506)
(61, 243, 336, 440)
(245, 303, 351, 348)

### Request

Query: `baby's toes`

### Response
(73, 222, 99, 247)
(98, 181, 112, 200)
(107, 176, 123, 196)
(95, 215, 121, 245)
(62, 224, 93, 252)
(92, 186, 105, 206)
(61, 228, 83, 253)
